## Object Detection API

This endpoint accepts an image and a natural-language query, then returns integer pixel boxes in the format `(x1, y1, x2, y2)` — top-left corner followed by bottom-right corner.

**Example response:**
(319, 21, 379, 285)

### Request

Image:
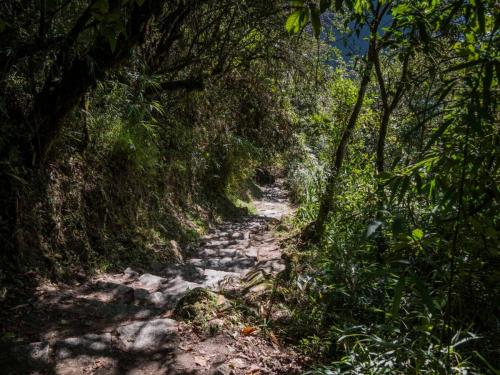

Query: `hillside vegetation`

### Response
(0, 0, 498, 374)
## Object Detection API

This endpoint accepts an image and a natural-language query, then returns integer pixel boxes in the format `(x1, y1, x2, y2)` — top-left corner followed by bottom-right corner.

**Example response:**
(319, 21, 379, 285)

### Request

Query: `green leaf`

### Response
(2, 332, 16, 340)
(377, 171, 392, 181)
(411, 228, 424, 240)
(413, 276, 438, 315)
(474, 351, 500, 375)
(424, 117, 453, 151)
(391, 275, 406, 319)
(392, 3, 410, 18)
(285, 10, 309, 34)
(106, 32, 118, 53)
(353, 0, 368, 15)
(397, 176, 410, 202)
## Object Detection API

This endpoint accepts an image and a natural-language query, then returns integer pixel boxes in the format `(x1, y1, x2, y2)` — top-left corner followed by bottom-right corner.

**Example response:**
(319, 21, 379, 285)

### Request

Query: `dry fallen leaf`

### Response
(241, 326, 257, 335)
(246, 367, 261, 375)
(269, 332, 279, 346)
(229, 357, 246, 369)
(216, 294, 227, 305)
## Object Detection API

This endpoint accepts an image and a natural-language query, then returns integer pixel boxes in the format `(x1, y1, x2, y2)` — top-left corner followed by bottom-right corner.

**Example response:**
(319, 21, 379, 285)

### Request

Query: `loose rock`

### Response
(138, 274, 168, 290)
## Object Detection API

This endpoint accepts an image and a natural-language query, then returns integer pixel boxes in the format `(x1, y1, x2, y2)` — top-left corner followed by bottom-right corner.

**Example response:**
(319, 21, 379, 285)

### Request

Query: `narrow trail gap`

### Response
(6, 181, 303, 374)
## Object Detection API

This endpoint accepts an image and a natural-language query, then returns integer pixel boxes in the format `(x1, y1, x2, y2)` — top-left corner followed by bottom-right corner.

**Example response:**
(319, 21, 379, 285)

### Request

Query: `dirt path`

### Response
(3, 182, 303, 374)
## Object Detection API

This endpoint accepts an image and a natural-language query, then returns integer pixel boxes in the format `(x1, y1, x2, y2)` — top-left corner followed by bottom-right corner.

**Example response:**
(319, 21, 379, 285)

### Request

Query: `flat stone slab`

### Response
(56, 333, 112, 360)
(199, 248, 243, 258)
(186, 258, 205, 267)
(124, 267, 139, 278)
(250, 259, 286, 275)
(199, 248, 218, 257)
(147, 291, 169, 308)
(202, 269, 240, 288)
(245, 246, 260, 258)
(138, 274, 168, 290)
(116, 318, 178, 352)
(204, 257, 256, 272)
(204, 239, 238, 248)
(162, 264, 205, 281)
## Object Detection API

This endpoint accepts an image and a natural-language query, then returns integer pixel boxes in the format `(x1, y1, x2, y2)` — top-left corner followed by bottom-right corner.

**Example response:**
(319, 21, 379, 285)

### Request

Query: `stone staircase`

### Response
(6, 182, 297, 374)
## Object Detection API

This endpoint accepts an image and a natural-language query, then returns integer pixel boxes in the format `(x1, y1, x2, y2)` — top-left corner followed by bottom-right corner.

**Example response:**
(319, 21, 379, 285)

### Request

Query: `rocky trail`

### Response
(1, 182, 304, 374)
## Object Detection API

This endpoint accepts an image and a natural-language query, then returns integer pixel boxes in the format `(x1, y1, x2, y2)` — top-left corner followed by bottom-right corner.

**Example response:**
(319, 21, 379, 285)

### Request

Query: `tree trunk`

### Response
(372, 46, 410, 258)
(305, 58, 374, 242)
(0, 175, 17, 264)
(376, 110, 390, 173)
(303, 4, 389, 243)
(374, 48, 410, 175)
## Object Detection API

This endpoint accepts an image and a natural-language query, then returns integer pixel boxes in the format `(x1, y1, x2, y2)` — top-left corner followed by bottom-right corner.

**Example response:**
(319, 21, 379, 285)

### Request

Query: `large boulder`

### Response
(138, 273, 168, 290)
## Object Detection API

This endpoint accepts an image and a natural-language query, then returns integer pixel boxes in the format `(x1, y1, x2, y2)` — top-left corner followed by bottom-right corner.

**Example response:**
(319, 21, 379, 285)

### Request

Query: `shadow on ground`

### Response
(0, 181, 301, 374)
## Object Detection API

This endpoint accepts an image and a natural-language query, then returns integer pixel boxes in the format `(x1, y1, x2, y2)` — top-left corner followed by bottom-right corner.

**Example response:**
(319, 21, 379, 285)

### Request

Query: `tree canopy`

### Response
(0, 0, 498, 373)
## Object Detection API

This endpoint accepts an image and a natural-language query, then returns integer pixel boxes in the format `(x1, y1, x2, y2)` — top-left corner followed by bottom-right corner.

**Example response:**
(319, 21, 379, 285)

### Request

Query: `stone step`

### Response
(202, 239, 238, 248)
(115, 318, 178, 352)
(14, 319, 179, 369)
(187, 257, 256, 272)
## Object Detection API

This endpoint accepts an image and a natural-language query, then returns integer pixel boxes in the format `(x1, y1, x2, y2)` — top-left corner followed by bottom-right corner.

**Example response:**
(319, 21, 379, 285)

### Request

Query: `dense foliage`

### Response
(282, 0, 499, 373)
(0, 0, 312, 275)
(0, 0, 498, 373)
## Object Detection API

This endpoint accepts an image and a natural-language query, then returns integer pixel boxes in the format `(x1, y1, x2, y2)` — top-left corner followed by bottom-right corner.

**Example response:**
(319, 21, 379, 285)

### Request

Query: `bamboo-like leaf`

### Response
(285, 9, 309, 34)
(412, 276, 438, 315)
(391, 276, 405, 319)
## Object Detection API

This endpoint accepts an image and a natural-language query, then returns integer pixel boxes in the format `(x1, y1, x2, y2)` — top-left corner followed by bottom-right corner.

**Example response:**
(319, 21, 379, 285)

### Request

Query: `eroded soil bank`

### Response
(1, 182, 305, 374)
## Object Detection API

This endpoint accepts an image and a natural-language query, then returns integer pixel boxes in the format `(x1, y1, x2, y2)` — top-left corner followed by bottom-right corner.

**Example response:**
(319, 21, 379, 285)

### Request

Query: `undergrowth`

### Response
(275, 65, 499, 373)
